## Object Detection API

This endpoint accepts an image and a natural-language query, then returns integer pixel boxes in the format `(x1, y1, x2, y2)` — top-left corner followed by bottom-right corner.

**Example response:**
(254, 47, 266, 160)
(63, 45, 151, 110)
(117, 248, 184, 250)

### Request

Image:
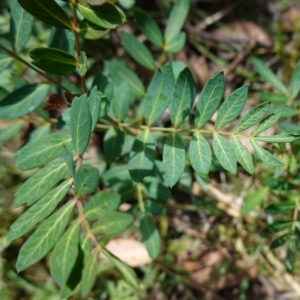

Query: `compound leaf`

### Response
(232, 137, 254, 174)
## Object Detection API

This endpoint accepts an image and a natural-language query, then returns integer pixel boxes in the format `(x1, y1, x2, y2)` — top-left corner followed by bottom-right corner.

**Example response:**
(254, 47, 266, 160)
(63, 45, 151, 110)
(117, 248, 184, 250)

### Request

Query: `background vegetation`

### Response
(1, 0, 300, 299)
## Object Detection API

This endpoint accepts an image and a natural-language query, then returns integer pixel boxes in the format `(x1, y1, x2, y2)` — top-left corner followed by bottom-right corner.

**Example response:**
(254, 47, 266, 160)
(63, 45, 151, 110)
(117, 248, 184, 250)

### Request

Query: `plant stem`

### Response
(71, 1, 88, 94)
(136, 183, 145, 213)
(0, 44, 69, 91)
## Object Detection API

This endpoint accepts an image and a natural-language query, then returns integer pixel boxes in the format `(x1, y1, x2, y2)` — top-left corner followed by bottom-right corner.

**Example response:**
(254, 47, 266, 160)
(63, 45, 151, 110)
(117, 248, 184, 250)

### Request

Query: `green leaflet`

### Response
(70, 94, 92, 155)
(215, 86, 249, 130)
(17, 0, 73, 29)
(74, 165, 99, 196)
(270, 234, 290, 249)
(81, 250, 99, 297)
(140, 212, 161, 259)
(143, 177, 172, 201)
(105, 59, 145, 99)
(133, 8, 163, 48)
(8, 180, 72, 241)
(253, 134, 299, 143)
(258, 92, 288, 104)
(120, 31, 156, 70)
(234, 102, 270, 133)
(164, 0, 190, 44)
(189, 132, 212, 176)
(265, 201, 295, 214)
(77, 51, 88, 76)
(103, 127, 125, 163)
(102, 249, 139, 291)
(144, 199, 166, 215)
(10, 0, 34, 53)
(76, 0, 125, 29)
(232, 137, 254, 174)
(92, 212, 134, 236)
(83, 191, 120, 220)
(26, 124, 51, 144)
(242, 187, 269, 213)
(63, 146, 75, 178)
(111, 82, 132, 121)
(0, 83, 49, 119)
(79, 19, 110, 40)
(251, 57, 288, 95)
(213, 134, 237, 174)
(128, 130, 156, 183)
(16, 200, 75, 272)
(0, 54, 13, 74)
(251, 108, 285, 136)
(163, 132, 185, 187)
(92, 70, 114, 99)
(15, 132, 72, 170)
(48, 27, 75, 54)
(171, 67, 196, 127)
(30, 47, 77, 75)
(14, 158, 68, 207)
(195, 72, 224, 128)
(143, 62, 174, 125)
(164, 32, 186, 54)
(0, 122, 23, 142)
(251, 140, 284, 167)
(262, 220, 292, 234)
(289, 61, 300, 98)
(50, 221, 80, 286)
(279, 122, 300, 134)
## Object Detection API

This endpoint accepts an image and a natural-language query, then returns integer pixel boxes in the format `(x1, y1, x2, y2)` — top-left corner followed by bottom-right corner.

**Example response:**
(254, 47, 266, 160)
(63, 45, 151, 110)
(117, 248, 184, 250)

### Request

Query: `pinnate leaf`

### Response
(16, 200, 75, 272)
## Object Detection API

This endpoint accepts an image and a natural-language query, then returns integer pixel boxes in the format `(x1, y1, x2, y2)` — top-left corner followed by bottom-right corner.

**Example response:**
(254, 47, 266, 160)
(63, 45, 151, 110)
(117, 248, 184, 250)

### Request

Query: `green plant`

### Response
(0, 0, 299, 298)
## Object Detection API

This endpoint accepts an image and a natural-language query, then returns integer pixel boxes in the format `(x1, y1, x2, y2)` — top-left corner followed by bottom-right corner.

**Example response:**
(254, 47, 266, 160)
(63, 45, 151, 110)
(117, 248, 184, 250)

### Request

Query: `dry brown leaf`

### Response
(210, 20, 272, 46)
(101, 238, 152, 267)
